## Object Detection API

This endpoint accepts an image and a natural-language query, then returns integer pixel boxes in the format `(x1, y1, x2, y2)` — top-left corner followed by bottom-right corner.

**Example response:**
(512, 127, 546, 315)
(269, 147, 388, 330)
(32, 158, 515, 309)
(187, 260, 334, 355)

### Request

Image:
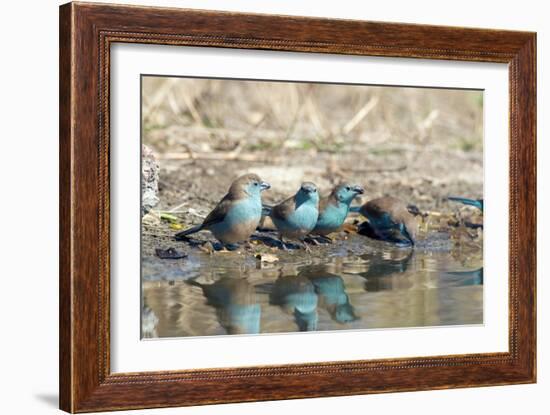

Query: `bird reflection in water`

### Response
(186, 277, 261, 335)
(144, 234, 482, 337)
(299, 266, 358, 324)
(269, 274, 319, 331)
(141, 304, 159, 338)
(443, 268, 483, 287)
(360, 250, 414, 292)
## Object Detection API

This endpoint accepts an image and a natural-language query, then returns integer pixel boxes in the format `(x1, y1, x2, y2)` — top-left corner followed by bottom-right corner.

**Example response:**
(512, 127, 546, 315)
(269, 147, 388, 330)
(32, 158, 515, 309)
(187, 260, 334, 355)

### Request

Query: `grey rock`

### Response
(142, 144, 160, 216)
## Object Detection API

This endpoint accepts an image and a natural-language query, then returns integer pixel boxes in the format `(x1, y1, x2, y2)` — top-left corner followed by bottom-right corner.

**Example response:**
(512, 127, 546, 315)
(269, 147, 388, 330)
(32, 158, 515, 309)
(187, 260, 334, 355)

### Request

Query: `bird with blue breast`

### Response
(312, 182, 364, 242)
(265, 182, 320, 251)
(174, 173, 270, 250)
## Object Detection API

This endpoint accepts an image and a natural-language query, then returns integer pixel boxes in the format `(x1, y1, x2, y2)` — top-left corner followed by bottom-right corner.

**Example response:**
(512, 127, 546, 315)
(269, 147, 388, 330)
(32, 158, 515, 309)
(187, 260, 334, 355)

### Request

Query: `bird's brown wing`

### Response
(360, 200, 385, 221)
(320, 190, 342, 214)
(362, 197, 403, 223)
(271, 196, 296, 221)
(201, 195, 233, 229)
(318, 194, 332, 214)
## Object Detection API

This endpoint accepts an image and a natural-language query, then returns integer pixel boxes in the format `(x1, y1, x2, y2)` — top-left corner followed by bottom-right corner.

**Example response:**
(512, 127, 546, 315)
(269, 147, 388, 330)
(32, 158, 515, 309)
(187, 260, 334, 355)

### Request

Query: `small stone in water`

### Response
(155, 247, 187, 259)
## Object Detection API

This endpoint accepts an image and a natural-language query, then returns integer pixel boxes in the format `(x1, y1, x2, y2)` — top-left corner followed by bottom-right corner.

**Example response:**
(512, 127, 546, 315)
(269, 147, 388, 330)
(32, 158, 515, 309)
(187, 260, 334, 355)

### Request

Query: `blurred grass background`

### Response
(142, 77, 483, 156)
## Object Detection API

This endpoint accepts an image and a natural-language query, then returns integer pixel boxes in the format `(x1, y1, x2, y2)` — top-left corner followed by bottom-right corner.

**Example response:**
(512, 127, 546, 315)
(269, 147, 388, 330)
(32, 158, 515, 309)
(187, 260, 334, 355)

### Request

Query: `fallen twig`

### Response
(158, 151, 282, 163)
(342, 96, 379, 135)
(341, 165, 407, 174)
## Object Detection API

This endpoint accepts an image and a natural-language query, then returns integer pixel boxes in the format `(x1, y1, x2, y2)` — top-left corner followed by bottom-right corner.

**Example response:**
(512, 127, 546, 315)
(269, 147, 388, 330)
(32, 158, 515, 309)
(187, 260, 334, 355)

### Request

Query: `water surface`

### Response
(141, 233, 483, 338)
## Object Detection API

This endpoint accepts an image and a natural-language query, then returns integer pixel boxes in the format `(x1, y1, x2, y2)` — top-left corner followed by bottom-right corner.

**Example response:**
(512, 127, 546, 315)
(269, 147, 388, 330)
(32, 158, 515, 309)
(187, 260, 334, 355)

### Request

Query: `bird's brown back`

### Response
(319, 188, 341, 213)
(360, 196, 418, 241)
(271, 195, 296, 221)
(360, 196, 408, 220)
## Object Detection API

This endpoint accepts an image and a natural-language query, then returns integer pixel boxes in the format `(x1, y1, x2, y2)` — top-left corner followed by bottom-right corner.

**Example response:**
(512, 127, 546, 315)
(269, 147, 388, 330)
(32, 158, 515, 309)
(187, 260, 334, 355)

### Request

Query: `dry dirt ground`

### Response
(142, 149, 483, 263)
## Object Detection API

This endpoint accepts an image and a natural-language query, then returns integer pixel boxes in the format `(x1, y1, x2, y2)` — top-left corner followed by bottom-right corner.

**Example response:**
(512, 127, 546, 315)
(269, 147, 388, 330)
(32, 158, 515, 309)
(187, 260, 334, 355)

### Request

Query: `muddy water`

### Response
(141, 233, 482, 338)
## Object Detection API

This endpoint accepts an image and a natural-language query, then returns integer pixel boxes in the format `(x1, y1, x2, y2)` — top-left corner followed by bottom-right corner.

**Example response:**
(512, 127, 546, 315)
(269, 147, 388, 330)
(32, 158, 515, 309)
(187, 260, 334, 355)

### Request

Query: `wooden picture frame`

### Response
(59, 2, 536, 412)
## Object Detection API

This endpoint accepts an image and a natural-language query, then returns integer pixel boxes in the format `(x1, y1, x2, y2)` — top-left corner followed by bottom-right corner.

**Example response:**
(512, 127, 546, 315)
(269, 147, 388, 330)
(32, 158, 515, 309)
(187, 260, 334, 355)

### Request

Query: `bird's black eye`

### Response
(346, 186, 351, 191)
(254, 182, 259, 186)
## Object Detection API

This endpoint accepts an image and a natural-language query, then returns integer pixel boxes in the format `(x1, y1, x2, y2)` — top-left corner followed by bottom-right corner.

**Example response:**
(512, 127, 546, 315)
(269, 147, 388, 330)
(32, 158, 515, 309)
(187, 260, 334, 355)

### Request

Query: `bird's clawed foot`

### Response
(301, 240, 312, 252)
(304, 236, 321, 246)
(220, 243, 240, 252)
(318, 235, 333, 244)
(305, 235, 332, 245)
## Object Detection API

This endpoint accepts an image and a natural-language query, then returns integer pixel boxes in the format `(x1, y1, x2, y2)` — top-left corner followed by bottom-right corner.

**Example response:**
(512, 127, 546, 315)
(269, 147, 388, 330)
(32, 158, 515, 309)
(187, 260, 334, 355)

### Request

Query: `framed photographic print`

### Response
(59, 2, 536, 412)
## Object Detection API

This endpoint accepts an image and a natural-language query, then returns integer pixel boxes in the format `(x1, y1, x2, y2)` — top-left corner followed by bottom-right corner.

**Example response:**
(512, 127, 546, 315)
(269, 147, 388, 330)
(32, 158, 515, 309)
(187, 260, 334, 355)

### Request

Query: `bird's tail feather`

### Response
(184, 278, 203, 288)
(175, 224, 203, 240)
(262, 204, 273, 216)
(448, 197, 482, 210)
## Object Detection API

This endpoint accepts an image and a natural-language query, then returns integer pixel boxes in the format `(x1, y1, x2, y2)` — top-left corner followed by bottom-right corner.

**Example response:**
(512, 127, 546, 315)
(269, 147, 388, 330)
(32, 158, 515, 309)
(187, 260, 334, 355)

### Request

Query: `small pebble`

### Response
(155, 247, 187, 259)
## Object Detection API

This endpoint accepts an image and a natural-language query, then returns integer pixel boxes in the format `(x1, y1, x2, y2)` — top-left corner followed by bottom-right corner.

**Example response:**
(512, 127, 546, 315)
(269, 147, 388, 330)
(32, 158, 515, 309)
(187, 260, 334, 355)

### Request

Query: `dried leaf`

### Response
(255, 253, 279, 263)
(198, 242, 215, 255)
(342, 223, 358, 233)
(160, 213, 180, 223)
